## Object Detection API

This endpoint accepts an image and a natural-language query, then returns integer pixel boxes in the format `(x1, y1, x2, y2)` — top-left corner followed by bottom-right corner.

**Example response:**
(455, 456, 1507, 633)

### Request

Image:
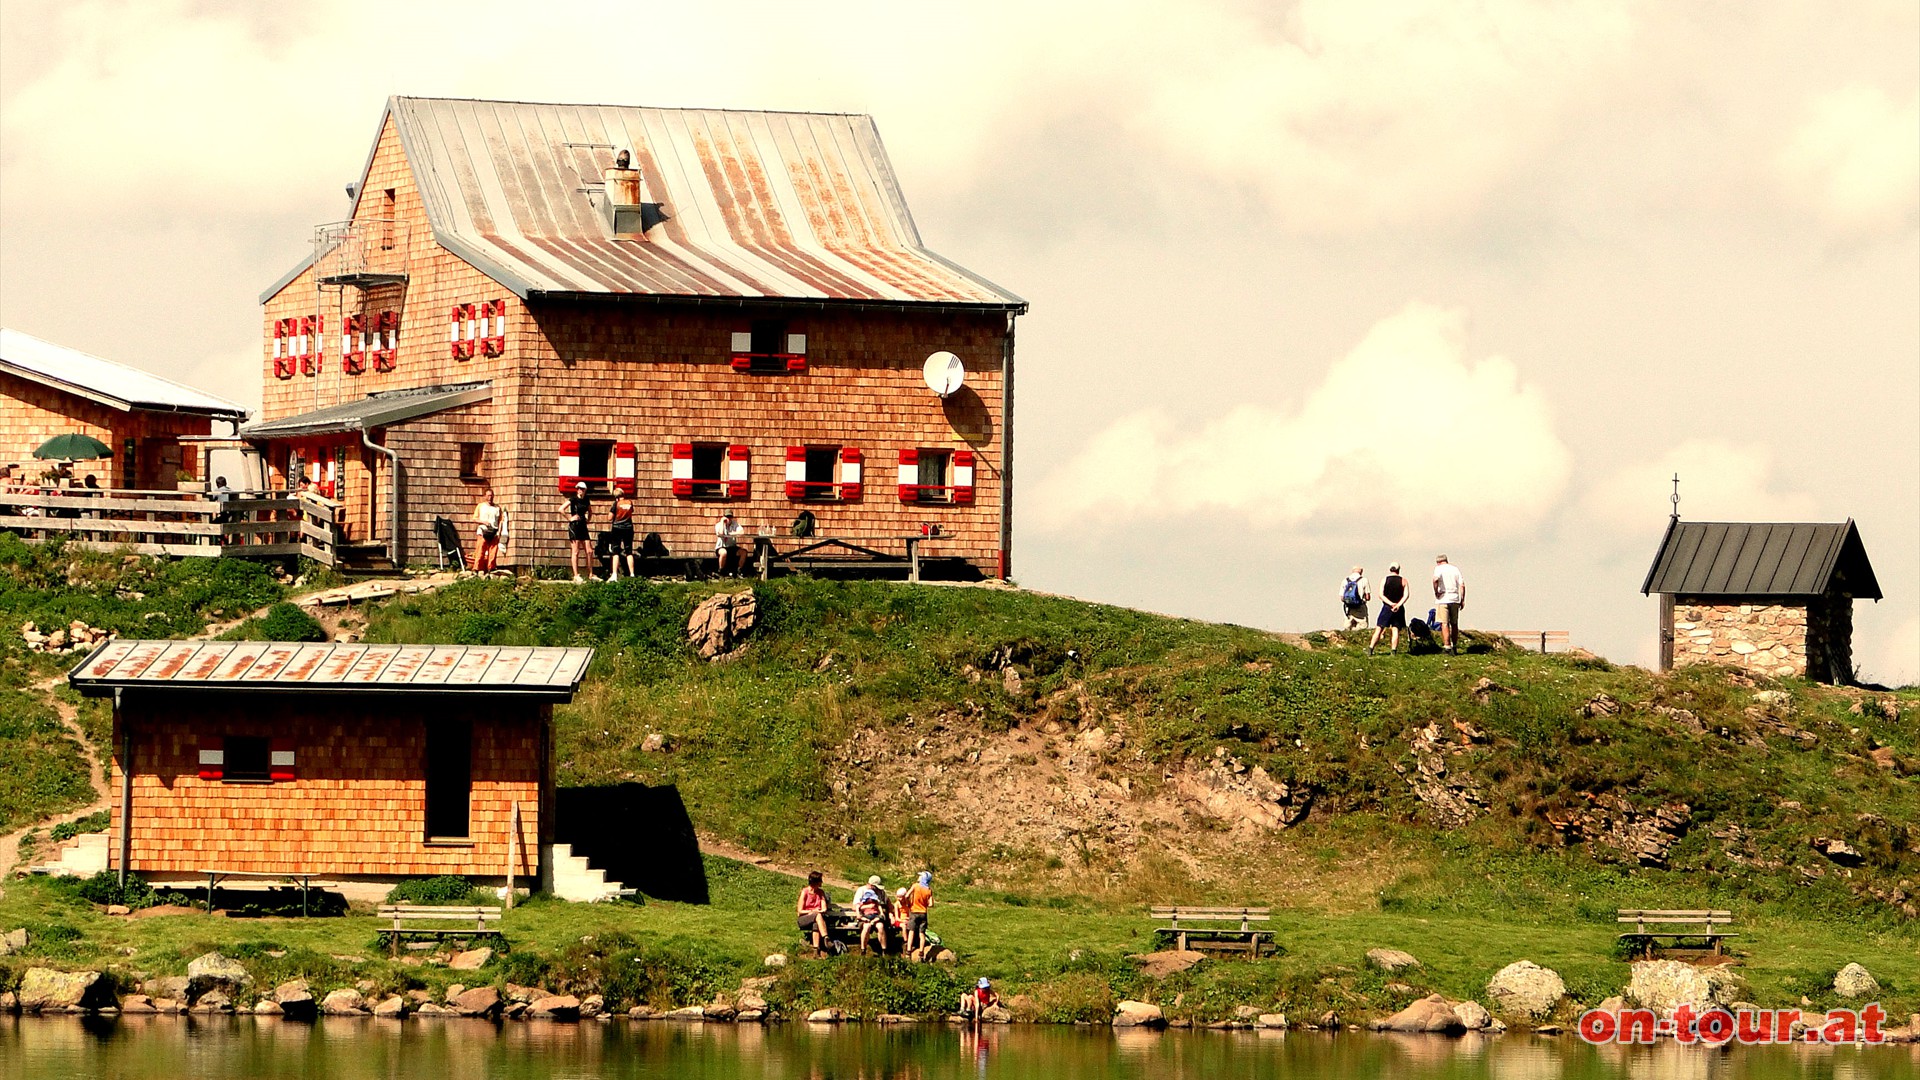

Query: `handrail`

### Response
(0, 487, 337, 565)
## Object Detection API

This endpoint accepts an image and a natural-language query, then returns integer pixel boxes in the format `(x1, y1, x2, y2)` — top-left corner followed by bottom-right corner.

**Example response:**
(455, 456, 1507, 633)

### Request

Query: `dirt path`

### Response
(696, 832, 855, 890)
(0, 675, 112, 879)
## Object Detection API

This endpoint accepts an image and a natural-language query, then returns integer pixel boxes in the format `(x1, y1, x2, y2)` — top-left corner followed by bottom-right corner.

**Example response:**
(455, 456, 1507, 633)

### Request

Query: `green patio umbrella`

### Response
(31, 433, 112, 460)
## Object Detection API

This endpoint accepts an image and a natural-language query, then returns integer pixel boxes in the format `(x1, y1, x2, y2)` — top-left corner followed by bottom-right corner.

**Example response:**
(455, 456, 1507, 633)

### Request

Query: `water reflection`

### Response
(0, 1016, 1913, 1079)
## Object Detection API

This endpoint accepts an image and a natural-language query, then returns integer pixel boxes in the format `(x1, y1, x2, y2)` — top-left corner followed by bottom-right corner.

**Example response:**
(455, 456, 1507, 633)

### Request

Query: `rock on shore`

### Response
(1485, 961, 1565, 1019)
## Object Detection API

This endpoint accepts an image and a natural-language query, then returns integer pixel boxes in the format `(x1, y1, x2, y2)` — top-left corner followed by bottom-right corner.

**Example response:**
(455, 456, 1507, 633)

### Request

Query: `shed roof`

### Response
(238, 383, 489, 440)
(1641, 519, 1881, 599)
(0, 328, 249, 421)
(69, 640, 593, 700)
(265, 97, 1024, 310)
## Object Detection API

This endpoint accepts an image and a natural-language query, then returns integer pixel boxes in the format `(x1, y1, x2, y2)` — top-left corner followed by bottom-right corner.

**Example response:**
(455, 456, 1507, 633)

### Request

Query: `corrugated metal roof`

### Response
(68, 640, 593, 699)
(267, 97, 1024, 309)
(1641, 519, 1881, 599)
(238, 382, 489, 439)
(0, 328, 249, 420)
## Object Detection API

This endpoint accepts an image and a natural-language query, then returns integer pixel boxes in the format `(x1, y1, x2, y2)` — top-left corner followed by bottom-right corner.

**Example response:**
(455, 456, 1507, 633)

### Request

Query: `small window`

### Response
(381, 189, 396, 250)
(730, 320, 806, 373)
(750, 320, 785, 356)
(578, 440, 614, 492)
(223, 736, 271, 783)
(459, 442, 485, 480)
(917, 450, 951, 503)
(805, 448, 837, 487)
(690, 443, 726, 498)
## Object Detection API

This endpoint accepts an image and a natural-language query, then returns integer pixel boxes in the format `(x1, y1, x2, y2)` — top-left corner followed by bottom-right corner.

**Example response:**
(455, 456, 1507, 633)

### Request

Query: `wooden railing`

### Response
(0, 488, 339, 565)
(1487, 630, 1572, 654)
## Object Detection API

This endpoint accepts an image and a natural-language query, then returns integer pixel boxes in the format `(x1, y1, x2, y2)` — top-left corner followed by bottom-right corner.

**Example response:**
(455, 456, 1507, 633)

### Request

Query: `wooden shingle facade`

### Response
(249, 97, 1025, 576)
(1642, 519, 1881, 683)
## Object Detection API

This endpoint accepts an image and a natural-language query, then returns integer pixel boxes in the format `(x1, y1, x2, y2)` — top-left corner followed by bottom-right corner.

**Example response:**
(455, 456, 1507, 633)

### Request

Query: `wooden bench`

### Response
(1150, 906, 1273, 957)
(1617, 908, 1737, 958)
(376, 904, 505, 956)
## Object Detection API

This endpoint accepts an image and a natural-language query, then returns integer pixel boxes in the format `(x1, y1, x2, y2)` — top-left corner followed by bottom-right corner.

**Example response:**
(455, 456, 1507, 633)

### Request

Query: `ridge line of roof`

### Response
(393, 94, 875, 119)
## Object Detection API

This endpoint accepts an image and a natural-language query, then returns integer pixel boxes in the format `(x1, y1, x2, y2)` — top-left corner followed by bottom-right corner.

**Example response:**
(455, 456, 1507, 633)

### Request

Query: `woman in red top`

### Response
(796, 871, 831, 955)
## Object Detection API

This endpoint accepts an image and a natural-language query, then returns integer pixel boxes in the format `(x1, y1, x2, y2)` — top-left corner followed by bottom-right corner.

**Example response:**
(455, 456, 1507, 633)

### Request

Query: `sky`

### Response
(2, 0, 1915, 682)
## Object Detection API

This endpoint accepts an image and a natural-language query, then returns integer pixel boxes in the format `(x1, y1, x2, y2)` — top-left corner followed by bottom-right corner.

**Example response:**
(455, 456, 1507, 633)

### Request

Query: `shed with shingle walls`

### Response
(1641, 519, 1881, 682)
(68, 640, 592, 894)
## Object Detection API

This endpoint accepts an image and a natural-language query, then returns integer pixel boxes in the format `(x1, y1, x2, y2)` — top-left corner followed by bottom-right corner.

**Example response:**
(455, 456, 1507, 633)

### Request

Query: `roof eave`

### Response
(0, 360, 247, 421)
(1640, 518, 1679, 595)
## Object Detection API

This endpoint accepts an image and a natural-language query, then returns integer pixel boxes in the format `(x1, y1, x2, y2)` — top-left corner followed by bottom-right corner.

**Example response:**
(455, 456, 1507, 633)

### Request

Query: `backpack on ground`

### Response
(791, 509, 817, 538)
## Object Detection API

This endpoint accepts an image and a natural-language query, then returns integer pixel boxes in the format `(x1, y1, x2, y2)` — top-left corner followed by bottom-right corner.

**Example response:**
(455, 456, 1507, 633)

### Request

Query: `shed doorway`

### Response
(424, 720, 472, 840)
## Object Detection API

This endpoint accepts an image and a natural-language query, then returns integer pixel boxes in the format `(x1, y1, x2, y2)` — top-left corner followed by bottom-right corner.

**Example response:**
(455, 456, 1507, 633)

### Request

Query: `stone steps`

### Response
(31, 830, 110, 877)
(547, 843, 635, 903)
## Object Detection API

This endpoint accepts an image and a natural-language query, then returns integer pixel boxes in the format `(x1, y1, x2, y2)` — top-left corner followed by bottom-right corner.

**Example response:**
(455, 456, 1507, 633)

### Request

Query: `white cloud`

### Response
(1031, 302, 1571, 540)
(1582, 439, 1820, 543)
(1777, 84, 1920, 236)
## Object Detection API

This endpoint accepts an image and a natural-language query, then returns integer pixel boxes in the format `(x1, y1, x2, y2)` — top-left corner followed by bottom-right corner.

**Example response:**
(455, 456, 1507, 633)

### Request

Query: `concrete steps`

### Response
(30, 831, 109, 877)
(547, 843, 636, 903)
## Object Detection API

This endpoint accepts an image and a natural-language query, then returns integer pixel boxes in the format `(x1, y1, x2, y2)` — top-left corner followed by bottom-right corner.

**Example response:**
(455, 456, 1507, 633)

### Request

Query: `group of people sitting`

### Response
(795, 870, 935, 957)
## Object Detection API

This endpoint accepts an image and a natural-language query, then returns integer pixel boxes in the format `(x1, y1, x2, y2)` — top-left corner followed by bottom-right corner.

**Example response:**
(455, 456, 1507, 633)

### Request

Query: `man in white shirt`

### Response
(714, 512, 746, 576)
(1432, 554, 1466, 654)
(1340, 567, 1371, 630)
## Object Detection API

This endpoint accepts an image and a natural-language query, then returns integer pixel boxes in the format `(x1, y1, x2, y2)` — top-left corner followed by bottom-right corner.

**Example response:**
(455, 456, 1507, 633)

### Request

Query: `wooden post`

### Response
(505, 801, 521, 911)
(1658, 594, 1675, 672)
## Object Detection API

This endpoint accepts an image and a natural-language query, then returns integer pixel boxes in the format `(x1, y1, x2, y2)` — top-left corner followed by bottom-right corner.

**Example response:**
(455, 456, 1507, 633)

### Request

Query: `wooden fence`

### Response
(0, 488, 339, 565)
(1486, 630, 1572, 654)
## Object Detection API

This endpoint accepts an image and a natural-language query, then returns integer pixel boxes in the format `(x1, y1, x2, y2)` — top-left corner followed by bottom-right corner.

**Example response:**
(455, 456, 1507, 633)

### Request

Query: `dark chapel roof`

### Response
(1641, 519, 1881, 600)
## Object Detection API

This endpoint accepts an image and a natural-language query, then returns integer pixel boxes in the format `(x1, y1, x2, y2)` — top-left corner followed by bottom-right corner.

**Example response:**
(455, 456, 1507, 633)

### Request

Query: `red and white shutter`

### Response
(725, 445, 751, 498)
(897, 449, 919, 502)
(342, 314, 366, 374)
(730, 331, 753, 371)
(272, 319, 293, 379)
(612, 442, 637, 494)
(269, 738, 297, 782)
(670, 443, 695, 497)
(482, 298, 508, 356)
(785, 446, 808, 499)
(952, 451, 976, 505)
(375, 310, 399, 371)
(302, 316, 324, 376)
(198, 737, 224, 781)
(556, 440, 581, 493)
(785, 332, 808, 372)
(838, 447, 863, 501)
(450, 304, 478, 360)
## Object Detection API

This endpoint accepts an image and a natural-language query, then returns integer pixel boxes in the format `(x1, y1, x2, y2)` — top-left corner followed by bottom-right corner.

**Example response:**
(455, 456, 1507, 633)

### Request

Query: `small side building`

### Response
(0, 328, 248, 487)
(70, 639, 591, 892)
(1641, 519, 1880, 682)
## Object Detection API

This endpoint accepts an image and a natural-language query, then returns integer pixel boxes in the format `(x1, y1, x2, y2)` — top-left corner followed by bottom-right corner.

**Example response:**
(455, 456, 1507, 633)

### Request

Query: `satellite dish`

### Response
(923, 351, 966, 398)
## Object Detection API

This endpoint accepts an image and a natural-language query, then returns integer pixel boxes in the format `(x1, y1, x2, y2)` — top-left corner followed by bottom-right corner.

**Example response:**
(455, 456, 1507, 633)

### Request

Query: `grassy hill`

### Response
(0, 547, 1914, 1020)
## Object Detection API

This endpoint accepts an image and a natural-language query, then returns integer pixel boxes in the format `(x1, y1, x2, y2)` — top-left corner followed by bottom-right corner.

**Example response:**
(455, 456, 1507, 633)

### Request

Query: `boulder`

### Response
(189, 990, 233, 1014)
(664, 1005, 707, 1020)
(628, 1005, 659, 1020)
(0, 928, 28, 955)
(736, 1009, 766, 1023)
(254, 1000, 283, 1016)
(153, 998, 181, 1014)
(580, 994, 605, 1019)
(876, 1013, 917, 1024)
(1625, 960, 1741, 1019)
(933, 949, 958, 964)
(1453, 1001, 1493, 1031)
(17, 968, 111, 1012)
(980, 1005, 1013, 1024)
(451, 986, 500, 1017)
(1113, 1000, 1166, 1028)
(1372, 994, 1466, 1034)
(1256, 1013, 1288, 1030)
(737, 990, 768, 1012)
(529, 994, 582, 1020)
(1835, 963, 1880, 999)
(372, 995, 407, 1018)
(121, 995, 157, 1014)
(687, 592, 757, 660)
(186, 952, 253, 1002)
(640, 732, 668, 753)
(143, 976, 189, 1001)
(415, 1003, 455, 1017)
(763, 953, 788, 968)
(1485, 961, 1565, 1019)
(272, 979, 316, 1017)
(1366, 948, 1421, 973)
(1130, 949, 1206, 980)
(806, 1008, 844, 1023)
(321, 988, 368, 1016)
(448, 947, 492, 971)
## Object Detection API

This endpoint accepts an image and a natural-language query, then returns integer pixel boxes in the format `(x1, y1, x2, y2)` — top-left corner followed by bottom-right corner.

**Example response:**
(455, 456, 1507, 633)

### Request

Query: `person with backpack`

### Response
(854, 875, 893, 954)
(1368, 563, 1408, 655)
(1340, 566, 1371, 630)
(607, 490, 637, 580)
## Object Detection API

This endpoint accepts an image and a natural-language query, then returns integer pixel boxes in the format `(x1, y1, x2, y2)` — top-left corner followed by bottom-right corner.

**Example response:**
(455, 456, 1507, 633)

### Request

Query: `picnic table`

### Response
(199, 868, 326, 917)
(752, 536, 943, 582)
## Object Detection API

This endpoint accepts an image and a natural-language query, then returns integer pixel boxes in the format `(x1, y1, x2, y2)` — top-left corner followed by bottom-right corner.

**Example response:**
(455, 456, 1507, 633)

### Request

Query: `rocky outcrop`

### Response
(271, 980, 315, 1018)
(1486, 961, 1565, 1019)
(321, 989, 368, 1016)
(17, 968, 112, 1012)
(448, 947, 492, 971)
(1625, 960, 1741, 1019)
(1372, 994, 1465, 1034)
(1453, 1001, 1494, 1031)
(1366, 948, 1420, 973)
(1113, 1000, 1166, 1028)
(1545, 795, 1691, 867)
(1834, 963, 1880, 999)
(371, 995, 407, 1018)
(1175, 751, 1312, 832)
(20, 620, 112, 654)
(1397, 723, 1486, 827)
(451, 986, 501, 1017)
(1131, 950, 1206, 979)
(688, 592, 757, 660)
(186, 952, 252, 1003)
(529, 994, 582, 1020)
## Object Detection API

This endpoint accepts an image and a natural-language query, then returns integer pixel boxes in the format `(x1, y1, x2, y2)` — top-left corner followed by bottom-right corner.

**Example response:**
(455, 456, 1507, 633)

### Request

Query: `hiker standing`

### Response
(1433, 554, 1466, 654)
(1340, 566, 1371, 630)
(472, 488, 506, 573)
(1368, 563, 1408, 655)
(562, 482, 593, 581)
(608, 490, 637, 581)
(905, 871, 934, 954)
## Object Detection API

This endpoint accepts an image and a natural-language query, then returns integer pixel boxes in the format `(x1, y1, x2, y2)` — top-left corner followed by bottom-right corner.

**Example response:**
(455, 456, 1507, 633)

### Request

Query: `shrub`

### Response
(49, 810, 110, 844)
(254, 602, 327, 642)
(386, 876, 484, 905)
(50, 870, 157, 910)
